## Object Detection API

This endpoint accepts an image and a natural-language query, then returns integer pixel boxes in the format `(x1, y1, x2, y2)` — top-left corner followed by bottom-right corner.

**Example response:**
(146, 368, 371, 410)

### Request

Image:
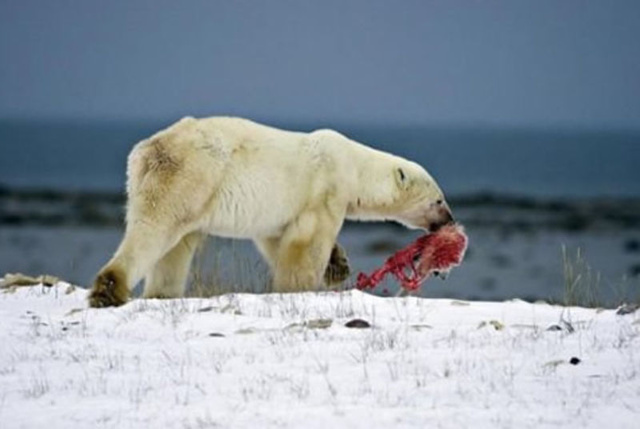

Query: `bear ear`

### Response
(395, 167, 409, 189)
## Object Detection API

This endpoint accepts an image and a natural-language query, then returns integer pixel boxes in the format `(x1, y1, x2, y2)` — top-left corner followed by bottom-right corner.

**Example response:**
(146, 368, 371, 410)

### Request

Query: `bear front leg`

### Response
(272, 241, 327, 292)
(272, 211, 339, 293)
(324, 243, 351, 286)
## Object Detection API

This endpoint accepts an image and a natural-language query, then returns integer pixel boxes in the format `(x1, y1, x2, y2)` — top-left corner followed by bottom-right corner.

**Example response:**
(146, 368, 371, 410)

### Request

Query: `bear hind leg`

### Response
(89, 223, 189, 307)
(143, 232, 203, 299)
(89, 264, 129, 308)
(89, 136, 219, 308)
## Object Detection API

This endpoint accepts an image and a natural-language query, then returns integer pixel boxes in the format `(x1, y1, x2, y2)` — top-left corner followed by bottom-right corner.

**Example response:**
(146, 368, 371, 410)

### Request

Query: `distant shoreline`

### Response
(2, 184, 639, 231)
(3, 120, 640, 198)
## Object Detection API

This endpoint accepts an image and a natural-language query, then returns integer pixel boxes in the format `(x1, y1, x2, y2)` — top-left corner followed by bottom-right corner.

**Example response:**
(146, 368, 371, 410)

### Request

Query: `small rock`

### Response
(478, 320, 504, 331)
(410, 324, 433, 331)
(197, 306, 215, 313)
(543, 359, 565, 369)
(221, 304, 242, 315)
(65, 308, 83, 317)
(285, 319, 334, 331)
(489, 320, 505, 331)
(208, 332, 225, 338)
(235, 328, 257, 335)
(345, 319, 371, 329)
(569, 357, 581, 365)
(546, 324, 563, 331)
(305, 319, 333, 329)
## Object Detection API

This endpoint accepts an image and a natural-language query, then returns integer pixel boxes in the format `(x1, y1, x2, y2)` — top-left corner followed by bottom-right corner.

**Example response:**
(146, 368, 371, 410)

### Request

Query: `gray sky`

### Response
(1, 0, 639, 128)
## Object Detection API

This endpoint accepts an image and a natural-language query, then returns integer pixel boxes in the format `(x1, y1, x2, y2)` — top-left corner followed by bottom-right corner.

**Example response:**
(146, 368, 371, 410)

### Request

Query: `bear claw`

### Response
(324, 243, 351, 285)
(88, 268, 129, 308)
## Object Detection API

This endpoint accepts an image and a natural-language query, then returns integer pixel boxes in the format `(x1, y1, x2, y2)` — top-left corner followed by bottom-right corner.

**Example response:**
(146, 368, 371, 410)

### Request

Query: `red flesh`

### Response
(356, 224, 468, 292)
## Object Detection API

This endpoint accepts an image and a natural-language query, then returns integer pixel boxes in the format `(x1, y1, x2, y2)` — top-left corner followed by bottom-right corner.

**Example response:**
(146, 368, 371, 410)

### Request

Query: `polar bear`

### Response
(89, 117, 454, 307)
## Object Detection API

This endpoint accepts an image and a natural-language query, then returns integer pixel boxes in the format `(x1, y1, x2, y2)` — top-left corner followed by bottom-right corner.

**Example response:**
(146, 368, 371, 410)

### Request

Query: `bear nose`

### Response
(443, 208, 454, 224)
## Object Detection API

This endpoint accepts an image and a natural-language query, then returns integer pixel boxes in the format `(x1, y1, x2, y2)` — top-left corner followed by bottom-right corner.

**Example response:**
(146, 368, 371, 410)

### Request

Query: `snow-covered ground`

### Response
(1, 283, 639, 428)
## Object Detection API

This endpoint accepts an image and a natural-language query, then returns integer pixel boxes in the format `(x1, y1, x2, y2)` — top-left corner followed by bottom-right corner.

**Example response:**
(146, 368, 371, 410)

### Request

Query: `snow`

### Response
(1, 283, 639, 428)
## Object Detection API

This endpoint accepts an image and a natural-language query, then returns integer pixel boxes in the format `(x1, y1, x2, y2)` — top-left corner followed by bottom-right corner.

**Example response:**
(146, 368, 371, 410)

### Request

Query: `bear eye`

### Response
(436, 199, 443, 205)
(397, 168, 406, 182)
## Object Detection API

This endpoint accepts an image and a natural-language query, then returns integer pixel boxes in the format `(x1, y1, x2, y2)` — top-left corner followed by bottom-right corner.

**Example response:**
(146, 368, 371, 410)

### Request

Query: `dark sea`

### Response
(1, 119, 639, 197)
(1, 120, 639, 305)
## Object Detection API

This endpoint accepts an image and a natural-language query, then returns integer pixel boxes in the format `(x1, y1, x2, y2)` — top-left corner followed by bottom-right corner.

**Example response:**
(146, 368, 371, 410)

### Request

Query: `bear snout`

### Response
(401, 202, 454, 231)
(426, 205, 455, 232)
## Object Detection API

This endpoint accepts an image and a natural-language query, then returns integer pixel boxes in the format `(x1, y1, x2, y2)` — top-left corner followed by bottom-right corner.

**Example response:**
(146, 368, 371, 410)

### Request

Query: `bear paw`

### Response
(88, 267, 129, 308)
(324, 243, 351, 285)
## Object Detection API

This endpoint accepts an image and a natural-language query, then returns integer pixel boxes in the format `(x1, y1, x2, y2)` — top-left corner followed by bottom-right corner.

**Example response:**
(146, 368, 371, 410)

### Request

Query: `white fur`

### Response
(93, 116, 451, 301)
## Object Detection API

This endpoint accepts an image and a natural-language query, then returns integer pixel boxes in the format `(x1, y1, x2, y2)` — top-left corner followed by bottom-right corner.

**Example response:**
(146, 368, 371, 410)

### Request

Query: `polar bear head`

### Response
(388, 158, 454, 231)
(351, 154, 454, 231)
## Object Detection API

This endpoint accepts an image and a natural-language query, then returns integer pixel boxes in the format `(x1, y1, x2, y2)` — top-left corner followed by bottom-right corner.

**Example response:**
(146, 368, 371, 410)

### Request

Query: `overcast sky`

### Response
(1, 0, 639, 128)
